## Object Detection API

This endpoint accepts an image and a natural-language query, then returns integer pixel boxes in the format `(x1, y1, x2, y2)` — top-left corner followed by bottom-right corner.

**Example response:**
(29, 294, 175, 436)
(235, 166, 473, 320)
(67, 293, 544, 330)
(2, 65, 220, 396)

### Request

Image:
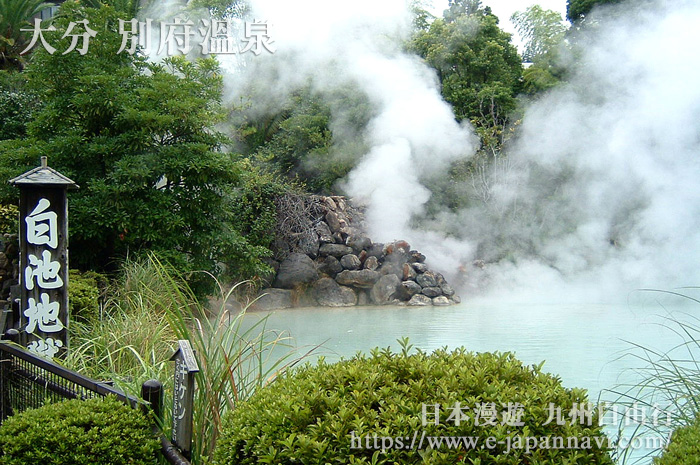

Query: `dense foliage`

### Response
(653, 418, 700, 465)
(0, 204, 17, 235)
(68, 269, 106, 322)
(410, 4, 523, 150)
(0, 3, 279, 294)
(0, 0, 54, 71)
(567, 0, 623, 23)
(214, 345, 613, 464)
(0, 396, 159, 465)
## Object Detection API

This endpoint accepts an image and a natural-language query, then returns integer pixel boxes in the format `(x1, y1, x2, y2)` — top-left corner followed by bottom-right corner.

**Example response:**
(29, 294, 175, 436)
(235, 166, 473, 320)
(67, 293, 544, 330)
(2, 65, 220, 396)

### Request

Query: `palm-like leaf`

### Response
(0, 0, 54, 70)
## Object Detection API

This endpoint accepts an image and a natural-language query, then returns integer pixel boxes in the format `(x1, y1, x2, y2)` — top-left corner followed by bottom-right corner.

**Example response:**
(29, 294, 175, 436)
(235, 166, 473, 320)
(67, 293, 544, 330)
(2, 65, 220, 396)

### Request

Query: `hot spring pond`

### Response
(242, 292, 700, 463)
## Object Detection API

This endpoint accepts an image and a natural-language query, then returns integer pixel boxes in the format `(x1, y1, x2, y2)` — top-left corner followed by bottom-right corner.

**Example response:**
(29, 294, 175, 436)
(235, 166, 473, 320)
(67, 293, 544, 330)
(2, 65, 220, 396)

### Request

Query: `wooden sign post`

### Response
(170, 340, 199, 459)
(9, 156, 77, 358)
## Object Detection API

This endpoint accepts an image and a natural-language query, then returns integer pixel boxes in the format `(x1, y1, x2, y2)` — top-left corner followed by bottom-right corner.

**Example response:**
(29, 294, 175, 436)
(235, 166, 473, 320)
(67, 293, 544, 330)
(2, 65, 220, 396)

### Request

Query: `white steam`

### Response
(224, 0, 700, 303)
(449, 0, 700, 301)
(223, 0, 477, 239)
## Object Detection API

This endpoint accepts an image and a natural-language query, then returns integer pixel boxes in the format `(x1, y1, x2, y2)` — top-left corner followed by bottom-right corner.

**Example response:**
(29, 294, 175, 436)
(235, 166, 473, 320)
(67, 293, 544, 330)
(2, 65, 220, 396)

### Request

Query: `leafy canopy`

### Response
(0, 2, 273, 293)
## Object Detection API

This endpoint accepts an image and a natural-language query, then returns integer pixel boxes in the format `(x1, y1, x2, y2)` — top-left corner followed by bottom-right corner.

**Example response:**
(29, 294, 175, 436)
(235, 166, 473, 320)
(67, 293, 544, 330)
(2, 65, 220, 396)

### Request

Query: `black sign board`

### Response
(170, 339, 199, 458)
(9, 157, 77, 358)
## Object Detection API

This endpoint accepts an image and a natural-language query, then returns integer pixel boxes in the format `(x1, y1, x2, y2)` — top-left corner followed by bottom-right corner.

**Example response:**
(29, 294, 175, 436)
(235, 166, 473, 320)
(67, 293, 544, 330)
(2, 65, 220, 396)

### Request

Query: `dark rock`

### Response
(315, 222, 334, 244)
(411, 263, 429, 273)
(332, 232, 345, 244)
(363, 256, 379, 271)
(313, 278, 357, 307)
(370, 274, 400, 305)
(340, 254, 361, 270)
(388, 240, 411, 255)
(416, 271, 438, 288)
(398, 280, 422, 300)
(319, 243, 354, 258)
(300, 239, 320, 259)
(317, 255, 343, 277)
(403, 263, 417, 281)
(451, 295, 462, 304)
(408, 250, 426, 263)
(367, 243, 385, 259)
(440, 283, 455, 297)
(435, 273, 447, 286)
(421, 286, 442, 298)
(0, 253, 8, 270)
(432, 296, 450, 306)
(253, 288, 293, 310)
(325, 211, 342, 233)
(272, 253, 319, 289)
(408, 294, 432, 306)
(378, 262, 403, 280)
(346, 235, 372, 254)
(335, 270, 381, 288)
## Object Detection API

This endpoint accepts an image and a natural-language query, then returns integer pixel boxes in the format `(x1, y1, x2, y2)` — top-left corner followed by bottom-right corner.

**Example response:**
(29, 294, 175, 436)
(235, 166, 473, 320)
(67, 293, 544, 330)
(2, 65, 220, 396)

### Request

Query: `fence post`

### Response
(0, 330, 19, 421)
(2, 329, 19, 343)
(141, 379, 163, 423)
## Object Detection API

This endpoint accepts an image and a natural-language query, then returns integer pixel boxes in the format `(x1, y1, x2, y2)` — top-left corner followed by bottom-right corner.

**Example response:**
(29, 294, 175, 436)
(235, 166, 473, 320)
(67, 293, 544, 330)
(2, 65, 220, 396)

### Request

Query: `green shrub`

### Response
(654, 417, 700, 465)
(0, 204, 18, 235)
(0, 396, 159, 465)
(68, 269, 107, 322)
(214, 345, 613, 464)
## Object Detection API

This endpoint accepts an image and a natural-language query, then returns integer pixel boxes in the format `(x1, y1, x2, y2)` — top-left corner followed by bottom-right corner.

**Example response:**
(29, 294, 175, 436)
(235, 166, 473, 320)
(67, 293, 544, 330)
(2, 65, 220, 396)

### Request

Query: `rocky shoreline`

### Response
(252, 196, 460, 310)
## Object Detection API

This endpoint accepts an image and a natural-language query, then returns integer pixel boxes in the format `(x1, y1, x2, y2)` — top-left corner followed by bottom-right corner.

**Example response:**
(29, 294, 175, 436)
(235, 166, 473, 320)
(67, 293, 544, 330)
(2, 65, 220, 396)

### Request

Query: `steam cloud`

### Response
(225, 0, 700, 303)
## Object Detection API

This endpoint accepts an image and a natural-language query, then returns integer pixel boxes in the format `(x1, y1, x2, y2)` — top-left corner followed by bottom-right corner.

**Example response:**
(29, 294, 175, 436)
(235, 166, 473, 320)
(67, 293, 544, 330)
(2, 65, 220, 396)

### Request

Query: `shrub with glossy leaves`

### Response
(0, 396, 158, 465)
(214, 344, 613, 464)
(654, 417, 700, 465)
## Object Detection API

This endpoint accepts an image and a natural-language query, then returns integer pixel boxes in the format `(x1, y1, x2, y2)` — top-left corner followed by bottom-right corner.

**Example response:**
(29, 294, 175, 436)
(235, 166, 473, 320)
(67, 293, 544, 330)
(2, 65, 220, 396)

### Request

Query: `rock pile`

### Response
(254, 196, 460, 310)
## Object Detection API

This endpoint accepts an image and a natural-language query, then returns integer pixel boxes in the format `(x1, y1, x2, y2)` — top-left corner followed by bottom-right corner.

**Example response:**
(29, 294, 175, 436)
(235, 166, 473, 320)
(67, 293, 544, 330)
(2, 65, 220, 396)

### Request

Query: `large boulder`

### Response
(340, 254, 361, 270)
(416, 270, 438, 288)
(421, 286, 442, 298)
(397, 280, 422, 300)
(407, 294, 432, 306)
(325, 211, 342, 233)
(273, 253, 319, 289)
(317, 255, 343, 277)
(315, 222, 334, 244)
(370, 274, 401, 305)
(313, 278, 357, 307)
(319, 244, 354, 258)
(346, 236, 371, 254)
(253, 288, 293, 310)
(335, 270, 381, 288)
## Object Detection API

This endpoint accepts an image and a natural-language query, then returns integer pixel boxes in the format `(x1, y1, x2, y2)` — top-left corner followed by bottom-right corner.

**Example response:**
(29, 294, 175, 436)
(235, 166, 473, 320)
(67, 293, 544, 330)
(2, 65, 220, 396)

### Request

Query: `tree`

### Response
(566, 0, 623, 23)
(511, 5, 568, 95)
(0, 0, 54, 71)
(0, 2, 273, 293)
(410, 6, 522, 151)
(511, 5, 567, 64)
(0, 71, 39, 139)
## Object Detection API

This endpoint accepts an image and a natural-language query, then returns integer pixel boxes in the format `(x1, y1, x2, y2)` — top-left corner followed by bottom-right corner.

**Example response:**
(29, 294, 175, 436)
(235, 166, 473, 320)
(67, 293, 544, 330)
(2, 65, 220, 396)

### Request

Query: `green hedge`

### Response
(0, 396, 159, 465)
(654, 417, 700, 465)
(68, 269, 107, 322)
(214, 346, 613, 464)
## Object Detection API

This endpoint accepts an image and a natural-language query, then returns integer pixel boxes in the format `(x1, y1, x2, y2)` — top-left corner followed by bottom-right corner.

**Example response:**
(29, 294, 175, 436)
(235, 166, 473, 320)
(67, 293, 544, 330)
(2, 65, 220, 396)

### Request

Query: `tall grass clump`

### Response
(605, 290, 700, 464)
(65, 254, 300, 464)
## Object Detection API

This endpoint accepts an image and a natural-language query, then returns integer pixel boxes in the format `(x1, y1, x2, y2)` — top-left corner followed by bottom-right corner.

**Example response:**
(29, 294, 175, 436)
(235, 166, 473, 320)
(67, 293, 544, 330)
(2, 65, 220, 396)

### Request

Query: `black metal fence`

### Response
(0, 330, 190, 465)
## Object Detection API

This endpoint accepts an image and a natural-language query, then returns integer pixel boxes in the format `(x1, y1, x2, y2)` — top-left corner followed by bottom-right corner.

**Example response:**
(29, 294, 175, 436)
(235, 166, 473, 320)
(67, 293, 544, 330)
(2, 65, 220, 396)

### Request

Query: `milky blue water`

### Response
(243, 291, 700, 464)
